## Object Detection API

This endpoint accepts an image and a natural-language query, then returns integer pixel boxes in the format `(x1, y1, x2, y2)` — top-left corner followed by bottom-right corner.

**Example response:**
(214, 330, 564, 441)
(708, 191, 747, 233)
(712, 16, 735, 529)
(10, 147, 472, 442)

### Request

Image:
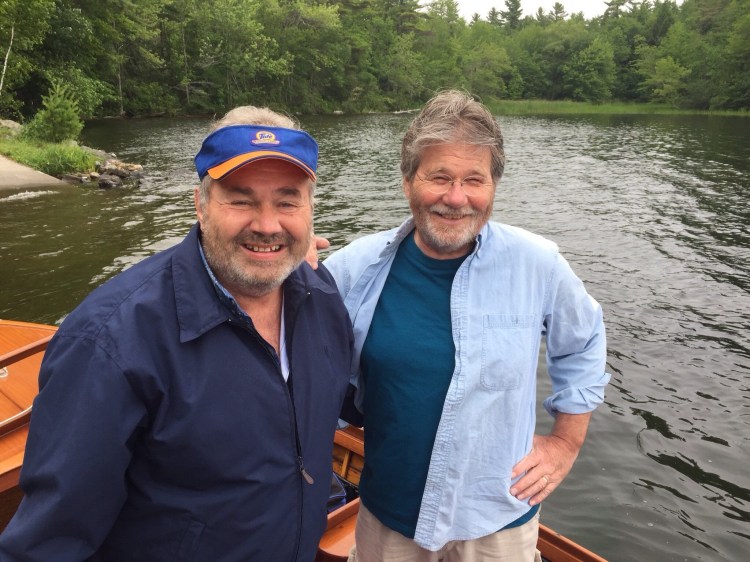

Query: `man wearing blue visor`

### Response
(0, 107, 354, 561)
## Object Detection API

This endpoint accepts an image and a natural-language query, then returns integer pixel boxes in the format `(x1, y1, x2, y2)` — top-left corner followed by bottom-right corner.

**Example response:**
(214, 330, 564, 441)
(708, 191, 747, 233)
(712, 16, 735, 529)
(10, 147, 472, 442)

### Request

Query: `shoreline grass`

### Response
(0, 133, 97, 177)
(484, 99, 750, 116)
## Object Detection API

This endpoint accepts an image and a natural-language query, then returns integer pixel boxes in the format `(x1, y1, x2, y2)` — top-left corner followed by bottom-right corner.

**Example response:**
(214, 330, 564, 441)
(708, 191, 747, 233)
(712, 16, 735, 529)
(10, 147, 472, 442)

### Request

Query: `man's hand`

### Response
(305, 235, 330, 269)
(509, 412, 592, 506)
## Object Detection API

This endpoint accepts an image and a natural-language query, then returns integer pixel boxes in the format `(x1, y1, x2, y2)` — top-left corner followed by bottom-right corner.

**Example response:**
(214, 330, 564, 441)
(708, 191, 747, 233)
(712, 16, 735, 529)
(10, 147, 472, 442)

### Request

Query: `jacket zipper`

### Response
(229, 313, 313, 484)
(286, 289, 312, 562)
(229, 288, 313, 561)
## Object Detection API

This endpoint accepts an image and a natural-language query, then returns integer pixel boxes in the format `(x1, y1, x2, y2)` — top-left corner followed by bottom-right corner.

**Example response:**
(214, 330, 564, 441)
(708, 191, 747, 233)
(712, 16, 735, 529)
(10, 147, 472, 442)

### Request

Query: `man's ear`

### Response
(402, 176, 412, 199)
(194, 187, 203, 223)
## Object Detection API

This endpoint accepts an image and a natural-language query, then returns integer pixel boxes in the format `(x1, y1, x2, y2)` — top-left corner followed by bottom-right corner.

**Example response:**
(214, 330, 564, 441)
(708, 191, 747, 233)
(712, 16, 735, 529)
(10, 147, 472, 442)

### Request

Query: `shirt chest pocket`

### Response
(480, 314, 537, 391)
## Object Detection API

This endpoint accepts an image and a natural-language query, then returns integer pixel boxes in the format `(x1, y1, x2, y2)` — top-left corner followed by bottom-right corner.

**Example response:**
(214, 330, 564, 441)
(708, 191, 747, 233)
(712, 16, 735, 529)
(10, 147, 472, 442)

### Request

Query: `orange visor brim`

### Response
(207, 151, 317, 182)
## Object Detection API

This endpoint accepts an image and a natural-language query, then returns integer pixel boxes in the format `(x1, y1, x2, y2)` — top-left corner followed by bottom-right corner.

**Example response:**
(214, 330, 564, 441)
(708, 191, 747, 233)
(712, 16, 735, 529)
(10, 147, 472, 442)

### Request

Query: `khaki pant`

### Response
(349, 503, 542, 562)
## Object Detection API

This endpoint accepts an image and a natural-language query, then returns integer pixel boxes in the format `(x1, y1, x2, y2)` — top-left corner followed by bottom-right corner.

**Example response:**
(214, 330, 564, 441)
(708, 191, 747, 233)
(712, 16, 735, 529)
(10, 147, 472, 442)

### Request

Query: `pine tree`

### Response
(501, 0, 522, 30)
(23, 80, 83, 143)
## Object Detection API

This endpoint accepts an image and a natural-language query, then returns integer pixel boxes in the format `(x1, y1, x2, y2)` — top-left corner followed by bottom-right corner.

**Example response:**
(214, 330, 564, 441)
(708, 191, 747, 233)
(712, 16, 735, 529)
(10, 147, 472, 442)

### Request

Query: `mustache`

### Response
(428, 204, 477, 219)
(236, 233, 292, 246)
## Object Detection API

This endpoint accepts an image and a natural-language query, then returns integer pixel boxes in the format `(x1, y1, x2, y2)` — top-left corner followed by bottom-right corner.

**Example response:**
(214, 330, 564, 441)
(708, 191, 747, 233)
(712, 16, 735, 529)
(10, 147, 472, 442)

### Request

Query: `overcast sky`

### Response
(456, 1, 610, 21)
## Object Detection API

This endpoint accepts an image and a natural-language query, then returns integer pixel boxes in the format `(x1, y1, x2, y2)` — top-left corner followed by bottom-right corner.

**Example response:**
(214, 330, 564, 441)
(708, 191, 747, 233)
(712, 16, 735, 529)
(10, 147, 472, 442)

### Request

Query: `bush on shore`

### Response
(0, 79, 94, 177)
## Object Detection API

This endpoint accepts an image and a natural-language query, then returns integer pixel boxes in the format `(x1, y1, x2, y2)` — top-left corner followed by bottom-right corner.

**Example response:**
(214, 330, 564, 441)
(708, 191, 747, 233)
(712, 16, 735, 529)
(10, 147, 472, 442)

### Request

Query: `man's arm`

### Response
(0, 334, 145, 559)
(510, 253, 609, 506)
(510, 412, 592, 506)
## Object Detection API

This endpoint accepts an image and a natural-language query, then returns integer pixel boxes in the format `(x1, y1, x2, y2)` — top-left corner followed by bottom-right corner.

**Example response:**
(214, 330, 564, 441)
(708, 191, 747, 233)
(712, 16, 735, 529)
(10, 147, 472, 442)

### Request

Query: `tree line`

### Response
(0, 0, 748, 120)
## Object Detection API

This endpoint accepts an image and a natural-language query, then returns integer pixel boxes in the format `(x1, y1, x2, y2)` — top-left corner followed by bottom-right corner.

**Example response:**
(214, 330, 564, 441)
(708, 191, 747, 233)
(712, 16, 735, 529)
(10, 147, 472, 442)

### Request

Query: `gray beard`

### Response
(411, 202, 491, 256)
(201, 231, 308, 299)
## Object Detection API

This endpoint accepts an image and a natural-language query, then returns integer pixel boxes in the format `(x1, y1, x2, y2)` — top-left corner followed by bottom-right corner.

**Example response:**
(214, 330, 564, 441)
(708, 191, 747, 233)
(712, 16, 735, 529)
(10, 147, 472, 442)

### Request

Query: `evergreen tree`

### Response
(535, 8, 550, 25)
(22, 79, 83, 142)
(488, 7, 501, 26)
(501, 0, 523, 30)
(552, 2, 568, 21)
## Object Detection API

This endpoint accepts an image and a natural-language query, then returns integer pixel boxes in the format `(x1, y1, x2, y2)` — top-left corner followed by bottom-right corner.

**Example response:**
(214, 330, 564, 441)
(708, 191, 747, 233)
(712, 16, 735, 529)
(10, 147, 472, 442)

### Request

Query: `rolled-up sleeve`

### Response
(542, 254, 611, 416)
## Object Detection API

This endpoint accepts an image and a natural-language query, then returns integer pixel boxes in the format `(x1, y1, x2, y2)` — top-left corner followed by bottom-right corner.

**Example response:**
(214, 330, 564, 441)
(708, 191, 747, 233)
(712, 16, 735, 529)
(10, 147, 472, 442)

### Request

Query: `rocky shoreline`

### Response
(63, 152, 145, 189)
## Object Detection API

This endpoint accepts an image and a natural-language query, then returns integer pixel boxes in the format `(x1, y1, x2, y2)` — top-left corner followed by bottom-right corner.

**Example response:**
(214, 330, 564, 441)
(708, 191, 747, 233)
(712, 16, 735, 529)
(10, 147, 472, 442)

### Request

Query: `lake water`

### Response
(1, 113, 748, 561)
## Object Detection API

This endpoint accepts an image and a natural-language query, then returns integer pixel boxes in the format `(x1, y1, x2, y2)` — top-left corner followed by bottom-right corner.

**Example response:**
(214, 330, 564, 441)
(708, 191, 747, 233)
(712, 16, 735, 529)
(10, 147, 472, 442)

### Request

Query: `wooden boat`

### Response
(0, 319, 606, 561)
(0, 319, 57, 530)
(317, 425, 607, 562)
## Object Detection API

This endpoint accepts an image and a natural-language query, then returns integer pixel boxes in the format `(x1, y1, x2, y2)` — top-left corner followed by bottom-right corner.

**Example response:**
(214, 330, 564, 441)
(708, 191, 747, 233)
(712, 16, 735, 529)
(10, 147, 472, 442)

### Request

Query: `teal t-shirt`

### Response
(359, 231, 465, 538)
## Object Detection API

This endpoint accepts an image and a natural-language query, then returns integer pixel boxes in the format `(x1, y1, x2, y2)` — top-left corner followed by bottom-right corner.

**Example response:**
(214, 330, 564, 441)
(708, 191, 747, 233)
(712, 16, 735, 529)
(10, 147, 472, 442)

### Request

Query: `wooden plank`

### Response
(0, 335, 54, 369)
(0, 321, 56, 495)
(334, 426, 364, 457)
(539, 524, 607, 562)
(0, 321, 56, 417)
(316, 499, 359, 562)
(0, 487, 24, 533)
(0, 426, 28, 492)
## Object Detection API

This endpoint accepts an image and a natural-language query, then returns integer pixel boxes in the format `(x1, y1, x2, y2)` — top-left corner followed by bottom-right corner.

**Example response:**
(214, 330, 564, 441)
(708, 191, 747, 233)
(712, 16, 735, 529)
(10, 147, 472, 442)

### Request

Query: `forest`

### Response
(1, 0, 748, 120)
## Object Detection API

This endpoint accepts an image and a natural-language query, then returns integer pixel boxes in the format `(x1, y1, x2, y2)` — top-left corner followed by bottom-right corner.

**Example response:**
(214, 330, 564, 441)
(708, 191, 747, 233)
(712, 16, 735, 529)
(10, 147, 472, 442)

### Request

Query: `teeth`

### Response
(248, 245, 281, 253)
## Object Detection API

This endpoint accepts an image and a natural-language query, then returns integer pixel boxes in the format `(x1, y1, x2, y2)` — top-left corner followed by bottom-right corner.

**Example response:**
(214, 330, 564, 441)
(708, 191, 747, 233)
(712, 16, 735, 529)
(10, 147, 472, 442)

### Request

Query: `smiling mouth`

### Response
(434, 211, 471, 220)
(429, 204, 475, 221)
(245, 245, 282, 253)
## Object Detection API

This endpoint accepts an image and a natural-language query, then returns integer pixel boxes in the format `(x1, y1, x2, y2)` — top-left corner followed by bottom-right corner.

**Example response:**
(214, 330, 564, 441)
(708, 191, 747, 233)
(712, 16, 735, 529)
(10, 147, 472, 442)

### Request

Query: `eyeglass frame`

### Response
(414, 173, 495, 197)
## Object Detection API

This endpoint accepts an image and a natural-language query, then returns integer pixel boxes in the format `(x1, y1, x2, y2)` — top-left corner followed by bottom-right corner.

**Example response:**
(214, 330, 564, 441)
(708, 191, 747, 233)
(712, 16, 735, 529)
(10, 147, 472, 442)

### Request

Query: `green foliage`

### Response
(45, 67, 115, 119)
(1, 0, 749, 117)
(0, 137, 97, 176)
(485, 98, 745, 115)
(417, 1, 466, 91)
(384, 34, 425, 102)
(0, 94, 24, 121)
(720, 11, 750, 108)
(22, 80, 83, 142)
(461, 33, 519, 99)
(0, 0, 55, 116)
(563, 37, 617, 102)
(635, 45, 689, 104)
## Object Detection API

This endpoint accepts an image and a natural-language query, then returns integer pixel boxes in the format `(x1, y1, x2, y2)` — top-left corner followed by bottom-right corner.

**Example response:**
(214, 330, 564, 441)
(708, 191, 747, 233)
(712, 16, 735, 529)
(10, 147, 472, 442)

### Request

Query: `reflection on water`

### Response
(2, 113, 749, 560)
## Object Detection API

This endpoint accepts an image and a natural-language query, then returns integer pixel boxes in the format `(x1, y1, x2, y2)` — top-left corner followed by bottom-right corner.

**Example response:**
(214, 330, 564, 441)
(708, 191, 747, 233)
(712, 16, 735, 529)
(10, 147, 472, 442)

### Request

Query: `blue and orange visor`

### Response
(194, 125, 318, 181)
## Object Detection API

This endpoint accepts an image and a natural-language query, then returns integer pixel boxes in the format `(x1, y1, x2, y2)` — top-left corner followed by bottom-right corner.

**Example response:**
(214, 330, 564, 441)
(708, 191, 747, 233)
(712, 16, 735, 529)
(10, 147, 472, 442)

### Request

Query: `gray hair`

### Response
(209, 106, 297, 132)
(401, 90, 505, 184)
(198, 106, 313, 208)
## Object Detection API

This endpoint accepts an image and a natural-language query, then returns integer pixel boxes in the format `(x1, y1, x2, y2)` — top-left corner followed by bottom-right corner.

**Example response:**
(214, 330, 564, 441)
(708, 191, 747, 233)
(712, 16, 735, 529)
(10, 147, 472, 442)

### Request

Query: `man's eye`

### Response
(463, 177, 486, 188)
(429, 175, 452, 185)
(228, 200, 254, 208)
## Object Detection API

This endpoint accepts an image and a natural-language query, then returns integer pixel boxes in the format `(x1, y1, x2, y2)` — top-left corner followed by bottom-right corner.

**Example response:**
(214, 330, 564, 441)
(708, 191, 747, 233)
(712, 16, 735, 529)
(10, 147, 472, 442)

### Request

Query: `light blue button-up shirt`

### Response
(324, 217, 610, 550)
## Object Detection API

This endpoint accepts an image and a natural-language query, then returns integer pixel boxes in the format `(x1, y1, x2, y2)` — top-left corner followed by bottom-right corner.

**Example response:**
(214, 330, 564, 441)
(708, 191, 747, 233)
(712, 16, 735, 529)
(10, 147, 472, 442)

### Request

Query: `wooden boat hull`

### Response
(0, 319, 57, 530)
(319, 426, 607, 562)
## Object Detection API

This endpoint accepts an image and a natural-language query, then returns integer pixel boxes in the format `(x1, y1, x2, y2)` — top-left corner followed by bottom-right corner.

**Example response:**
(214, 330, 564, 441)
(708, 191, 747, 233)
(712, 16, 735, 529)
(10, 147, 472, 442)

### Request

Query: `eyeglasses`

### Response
(415, 173, 494, 197)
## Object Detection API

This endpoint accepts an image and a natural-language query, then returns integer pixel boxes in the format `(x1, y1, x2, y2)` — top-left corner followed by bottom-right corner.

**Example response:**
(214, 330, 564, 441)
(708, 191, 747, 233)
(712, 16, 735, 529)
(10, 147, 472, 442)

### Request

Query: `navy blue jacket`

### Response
(0, 224, 353, 561)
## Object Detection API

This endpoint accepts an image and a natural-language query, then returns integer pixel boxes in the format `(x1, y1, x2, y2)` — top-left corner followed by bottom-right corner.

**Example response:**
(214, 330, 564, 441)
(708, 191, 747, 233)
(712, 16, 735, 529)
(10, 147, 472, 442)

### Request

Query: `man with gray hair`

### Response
(325, 90, 610, 561)
(0, 106, 353, 561)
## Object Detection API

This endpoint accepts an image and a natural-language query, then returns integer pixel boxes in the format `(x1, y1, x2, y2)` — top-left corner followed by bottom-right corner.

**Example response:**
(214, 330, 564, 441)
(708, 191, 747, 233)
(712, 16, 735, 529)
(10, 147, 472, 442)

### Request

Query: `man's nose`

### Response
(250, 206, 283, 234)
(441, 180, 470, 206)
